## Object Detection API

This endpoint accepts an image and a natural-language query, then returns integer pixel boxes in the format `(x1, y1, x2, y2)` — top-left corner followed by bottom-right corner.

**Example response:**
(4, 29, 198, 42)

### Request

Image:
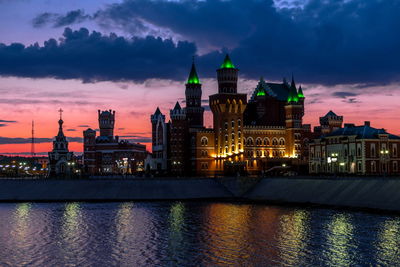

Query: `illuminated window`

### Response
(272, 138, 278, 146)
(201, 137, 208, 146)
(263, 138, 270, 146)
(279, 138, 285, 146)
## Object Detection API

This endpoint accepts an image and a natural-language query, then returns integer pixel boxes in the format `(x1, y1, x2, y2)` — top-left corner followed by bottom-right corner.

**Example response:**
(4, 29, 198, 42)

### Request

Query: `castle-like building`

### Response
(148, 55, 310, 176)
(83, 110, 147, 175)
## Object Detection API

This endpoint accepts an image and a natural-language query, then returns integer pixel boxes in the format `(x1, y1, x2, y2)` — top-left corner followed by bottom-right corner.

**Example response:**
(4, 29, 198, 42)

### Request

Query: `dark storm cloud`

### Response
(9, 0, 400, 85)
(0, 136, 82, 144)
(0, 27, 196, 82)
(94, 0, 400, 84)
(0, 124, 7, 127)
(32, 9, 90, 28)
(332, 92, 359, 99)
(0, 120, 17, 123)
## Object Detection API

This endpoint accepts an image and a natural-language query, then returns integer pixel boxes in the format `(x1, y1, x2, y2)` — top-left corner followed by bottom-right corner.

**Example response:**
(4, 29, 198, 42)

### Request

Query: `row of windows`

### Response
(224, 119, 242, 129)
(245, 137, 285, 146)
(246, 150, 285, 157)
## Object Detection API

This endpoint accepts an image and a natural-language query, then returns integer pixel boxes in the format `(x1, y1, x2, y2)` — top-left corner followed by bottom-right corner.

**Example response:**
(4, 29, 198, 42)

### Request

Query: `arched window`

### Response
(238, 131, 241, 138)
(201, 137, 208, 146)
(272, 138, 278, 146)
(256, 150, 261, 157)
(224, 121, 228, 130)
(231, 120, 235, 128)
(238, 119, 241, 127)
(263, 138, 270, 146)
(247, 138, 254, 146)
(256, 137, 262, 146)
(279, 138, 285, 146)
(231, 144, 235, 152)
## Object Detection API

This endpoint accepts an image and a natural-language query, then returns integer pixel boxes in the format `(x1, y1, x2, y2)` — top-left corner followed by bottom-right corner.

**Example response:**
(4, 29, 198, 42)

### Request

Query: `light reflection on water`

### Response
(0, 202, 399, 266)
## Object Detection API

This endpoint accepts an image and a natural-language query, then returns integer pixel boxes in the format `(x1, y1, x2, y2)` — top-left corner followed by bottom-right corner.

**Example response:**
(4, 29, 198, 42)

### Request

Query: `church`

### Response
(148, 55, 310, 176)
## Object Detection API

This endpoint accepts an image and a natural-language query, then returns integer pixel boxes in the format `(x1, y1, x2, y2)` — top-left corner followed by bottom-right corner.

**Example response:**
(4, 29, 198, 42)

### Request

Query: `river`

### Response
(0, 202, 399, 266)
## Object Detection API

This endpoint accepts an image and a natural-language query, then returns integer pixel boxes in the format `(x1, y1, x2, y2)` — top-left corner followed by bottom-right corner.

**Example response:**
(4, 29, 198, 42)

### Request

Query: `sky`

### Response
(0, 0, 399, 156)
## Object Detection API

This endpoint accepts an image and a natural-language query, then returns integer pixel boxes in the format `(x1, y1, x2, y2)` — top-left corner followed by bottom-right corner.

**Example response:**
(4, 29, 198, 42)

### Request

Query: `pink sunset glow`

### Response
(1, 76, 399, 156)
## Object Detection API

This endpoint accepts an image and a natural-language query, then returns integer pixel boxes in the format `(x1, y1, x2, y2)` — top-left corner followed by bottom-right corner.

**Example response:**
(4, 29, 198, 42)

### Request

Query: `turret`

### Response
(185, 60, 204, 128)
(217, 54, 239, 94)
(98, 109, 115, 137)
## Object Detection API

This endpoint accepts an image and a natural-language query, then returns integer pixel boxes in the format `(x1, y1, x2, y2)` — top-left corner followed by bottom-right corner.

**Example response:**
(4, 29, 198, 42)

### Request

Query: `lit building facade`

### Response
(149, 55, 310, 176)
(309, 121, 400, 175)
(83, 110, 147, 175)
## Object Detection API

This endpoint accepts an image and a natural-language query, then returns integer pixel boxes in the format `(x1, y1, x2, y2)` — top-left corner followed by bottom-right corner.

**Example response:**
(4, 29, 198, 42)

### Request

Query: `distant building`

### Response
(149, 55, 311, 176)
(146, 107, 170, 173)
(309, 121, 400, 175)
(48, 110, 74, 177)
(83, 110, 147, 175)
(314, 110, 344, 135)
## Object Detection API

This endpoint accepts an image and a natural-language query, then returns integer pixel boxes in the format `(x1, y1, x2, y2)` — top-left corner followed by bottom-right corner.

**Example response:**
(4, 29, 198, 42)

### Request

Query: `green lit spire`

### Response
(256, 77, 266, 96)
(297, 85, 305, 98)
(220, 54, 235, 69)
(287, 76, 299, 103)
(187, 60, 200, 84)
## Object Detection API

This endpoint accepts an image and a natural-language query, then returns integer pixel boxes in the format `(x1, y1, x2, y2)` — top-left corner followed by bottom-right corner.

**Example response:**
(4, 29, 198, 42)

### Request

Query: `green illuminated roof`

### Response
(255, 77, 267, 96)
(187, 62, 200, 84)
(220, 54, 235, 69)
(297, 86, 305, 98)
(287, 77, 299, 103)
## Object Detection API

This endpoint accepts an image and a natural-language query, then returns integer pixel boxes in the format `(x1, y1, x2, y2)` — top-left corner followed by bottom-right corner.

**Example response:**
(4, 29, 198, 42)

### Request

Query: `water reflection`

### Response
(205, 203, 251, 265)
(61, 202, 87, 265)
(0, 202, 399, 266)
(324, 213, 355, 266)
(376, 217, 400, 265)
(278, 210, 309, 266)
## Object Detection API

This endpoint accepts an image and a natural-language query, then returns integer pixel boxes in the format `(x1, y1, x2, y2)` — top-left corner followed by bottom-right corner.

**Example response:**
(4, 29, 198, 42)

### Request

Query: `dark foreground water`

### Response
(0, 202, 399, 267)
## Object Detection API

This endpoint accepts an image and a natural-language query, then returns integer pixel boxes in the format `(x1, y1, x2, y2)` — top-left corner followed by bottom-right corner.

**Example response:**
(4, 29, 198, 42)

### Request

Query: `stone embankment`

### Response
(0, 176, 399, 212)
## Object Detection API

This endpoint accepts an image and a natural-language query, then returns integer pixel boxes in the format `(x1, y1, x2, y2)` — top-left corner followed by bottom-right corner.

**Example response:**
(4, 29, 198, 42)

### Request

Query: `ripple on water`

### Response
(0, 202, 399, 266)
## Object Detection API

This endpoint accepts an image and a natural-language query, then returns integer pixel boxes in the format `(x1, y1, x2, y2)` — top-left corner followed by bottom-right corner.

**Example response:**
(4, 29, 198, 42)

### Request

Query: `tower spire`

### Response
(220, 54, 235, 69)
(187, 58, 200, 84)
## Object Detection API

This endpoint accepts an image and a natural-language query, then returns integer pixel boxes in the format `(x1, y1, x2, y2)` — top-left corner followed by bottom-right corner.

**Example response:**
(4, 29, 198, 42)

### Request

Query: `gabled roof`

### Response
(250, 80, 288, 102)
(220, 54, 235, 69)
(324, 110, 338, 117)
(154, 107, 161, 115)
(325, 125, 400, 139)
(173, 101, 181, 110)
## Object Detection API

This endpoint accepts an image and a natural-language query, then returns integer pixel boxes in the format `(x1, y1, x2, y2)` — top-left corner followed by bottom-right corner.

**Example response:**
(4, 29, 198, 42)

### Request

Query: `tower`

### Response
(48, 108, 74, 177)
(83, 128, 96, 173)
(284, 77, 304, 157)
(170, 102, 188, 175)
(185, 60, 204, 128)
(210, 54, 247, 162)
(98, 109, 115, 137)
(150, 107, 169, 171)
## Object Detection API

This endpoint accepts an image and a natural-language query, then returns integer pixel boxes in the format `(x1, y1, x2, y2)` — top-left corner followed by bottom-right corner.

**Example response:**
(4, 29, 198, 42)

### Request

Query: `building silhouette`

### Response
(48, 109, 74, 177)
(83, 110, 147, 175)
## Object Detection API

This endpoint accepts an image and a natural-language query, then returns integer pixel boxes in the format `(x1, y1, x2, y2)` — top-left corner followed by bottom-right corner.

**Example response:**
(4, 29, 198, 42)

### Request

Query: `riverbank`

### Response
(0, 177, 399, 212)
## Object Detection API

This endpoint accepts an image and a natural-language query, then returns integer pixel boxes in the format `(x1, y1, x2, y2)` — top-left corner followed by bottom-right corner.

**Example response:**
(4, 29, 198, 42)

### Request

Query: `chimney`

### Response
(364, 121, 370, 127)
